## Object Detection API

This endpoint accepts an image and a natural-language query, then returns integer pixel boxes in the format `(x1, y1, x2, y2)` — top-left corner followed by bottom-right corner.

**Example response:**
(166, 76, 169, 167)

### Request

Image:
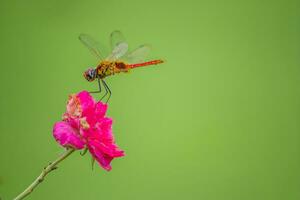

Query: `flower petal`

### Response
(94, 102, 108, 119)
(88, 142, 113, 171)
(77, 91, 95, 116)
(92, 139, 125, 157)
(53, 121, 85, 149)
(66, 94, 82, 117)
(88, 140, 124, 171)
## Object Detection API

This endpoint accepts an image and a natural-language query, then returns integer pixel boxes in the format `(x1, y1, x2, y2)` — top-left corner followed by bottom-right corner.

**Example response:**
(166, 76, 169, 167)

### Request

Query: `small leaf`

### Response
(80, 148, 88, 156)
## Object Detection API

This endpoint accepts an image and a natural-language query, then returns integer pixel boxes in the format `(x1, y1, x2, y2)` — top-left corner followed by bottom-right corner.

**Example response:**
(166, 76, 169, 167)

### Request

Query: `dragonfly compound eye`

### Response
(83, 68, 96, 82)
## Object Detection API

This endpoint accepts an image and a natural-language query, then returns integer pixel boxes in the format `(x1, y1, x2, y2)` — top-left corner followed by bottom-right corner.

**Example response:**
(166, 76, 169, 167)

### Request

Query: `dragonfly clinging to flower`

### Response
(79, 30, 164, 102)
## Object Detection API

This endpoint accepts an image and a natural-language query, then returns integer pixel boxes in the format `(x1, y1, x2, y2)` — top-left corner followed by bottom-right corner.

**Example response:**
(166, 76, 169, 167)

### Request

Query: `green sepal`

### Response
(80, 148, 88, 156)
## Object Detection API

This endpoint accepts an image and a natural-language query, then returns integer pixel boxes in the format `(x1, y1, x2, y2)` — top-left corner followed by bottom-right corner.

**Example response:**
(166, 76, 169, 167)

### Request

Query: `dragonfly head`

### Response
(83, 68, 96, 82)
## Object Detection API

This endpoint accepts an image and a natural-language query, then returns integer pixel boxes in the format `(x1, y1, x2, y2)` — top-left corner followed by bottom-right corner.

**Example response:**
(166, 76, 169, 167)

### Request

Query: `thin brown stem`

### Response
(13, 148, 75, 200)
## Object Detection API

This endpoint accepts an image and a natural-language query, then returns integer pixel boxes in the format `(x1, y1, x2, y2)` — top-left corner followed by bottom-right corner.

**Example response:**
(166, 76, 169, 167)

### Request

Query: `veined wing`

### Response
(106, 30, 128, 61)
(79, 33, 107, 60)
(110, 30, 126, 51)
(123, 44, 151, 63)
(106, 42, 129, 61)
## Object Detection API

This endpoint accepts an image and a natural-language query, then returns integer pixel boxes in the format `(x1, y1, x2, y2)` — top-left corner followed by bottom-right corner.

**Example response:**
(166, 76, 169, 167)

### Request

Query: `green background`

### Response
(1, 0, 300, 199)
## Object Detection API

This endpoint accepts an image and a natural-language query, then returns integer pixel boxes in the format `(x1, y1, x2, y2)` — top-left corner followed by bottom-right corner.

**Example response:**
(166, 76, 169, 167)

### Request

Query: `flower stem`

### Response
(13, 148, 75, 200)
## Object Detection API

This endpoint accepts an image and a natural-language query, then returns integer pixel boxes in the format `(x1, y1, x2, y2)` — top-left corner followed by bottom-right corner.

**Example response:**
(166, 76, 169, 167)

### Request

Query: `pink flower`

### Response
(53, 91, 125, 171)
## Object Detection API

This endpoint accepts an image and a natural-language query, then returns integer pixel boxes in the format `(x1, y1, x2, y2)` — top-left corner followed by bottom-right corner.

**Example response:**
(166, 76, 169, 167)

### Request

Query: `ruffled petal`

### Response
(88, 138, 125, 170)
(98, 118, 113, 135)
(88, 141, 114, 171)
(94, 102, 108, 119)
(77, 91, 95, 116)
(53, 121, 85, 149)
(66, 94, 82, 117)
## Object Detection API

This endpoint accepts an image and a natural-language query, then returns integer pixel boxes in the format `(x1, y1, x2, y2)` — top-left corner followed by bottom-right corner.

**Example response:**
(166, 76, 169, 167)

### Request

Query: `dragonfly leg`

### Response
(100, 80, 108, 101)
(101, 79, 111, 103)
(90, 77, 102, 93)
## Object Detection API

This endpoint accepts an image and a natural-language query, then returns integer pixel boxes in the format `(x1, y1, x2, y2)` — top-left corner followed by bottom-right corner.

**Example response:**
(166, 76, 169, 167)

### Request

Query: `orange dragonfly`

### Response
(79, 30, 164, 102)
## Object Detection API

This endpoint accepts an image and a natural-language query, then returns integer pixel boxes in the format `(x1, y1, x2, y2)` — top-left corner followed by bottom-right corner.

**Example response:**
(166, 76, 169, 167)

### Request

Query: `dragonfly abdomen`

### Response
(127, 59, 164, 69)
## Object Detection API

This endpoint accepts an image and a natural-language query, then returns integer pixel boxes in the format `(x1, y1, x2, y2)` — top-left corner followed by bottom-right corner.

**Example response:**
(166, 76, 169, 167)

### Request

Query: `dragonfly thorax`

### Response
(96, 60, 130, 79)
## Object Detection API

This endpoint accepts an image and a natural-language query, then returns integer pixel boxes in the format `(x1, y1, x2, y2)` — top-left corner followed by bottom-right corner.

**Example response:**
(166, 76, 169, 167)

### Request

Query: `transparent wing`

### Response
(123, 44, 151, 63)
(106, 42, 129, 61)
(79, 33, 107, 60)
(110, 30, 126, 51)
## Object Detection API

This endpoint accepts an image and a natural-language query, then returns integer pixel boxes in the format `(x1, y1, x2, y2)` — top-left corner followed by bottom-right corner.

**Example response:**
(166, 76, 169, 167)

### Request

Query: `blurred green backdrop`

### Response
(0, 0, 300, 199)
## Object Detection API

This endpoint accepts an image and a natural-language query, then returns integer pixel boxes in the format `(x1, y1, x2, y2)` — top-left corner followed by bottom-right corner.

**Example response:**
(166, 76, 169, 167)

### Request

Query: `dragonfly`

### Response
(79, 30, 164, 102)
